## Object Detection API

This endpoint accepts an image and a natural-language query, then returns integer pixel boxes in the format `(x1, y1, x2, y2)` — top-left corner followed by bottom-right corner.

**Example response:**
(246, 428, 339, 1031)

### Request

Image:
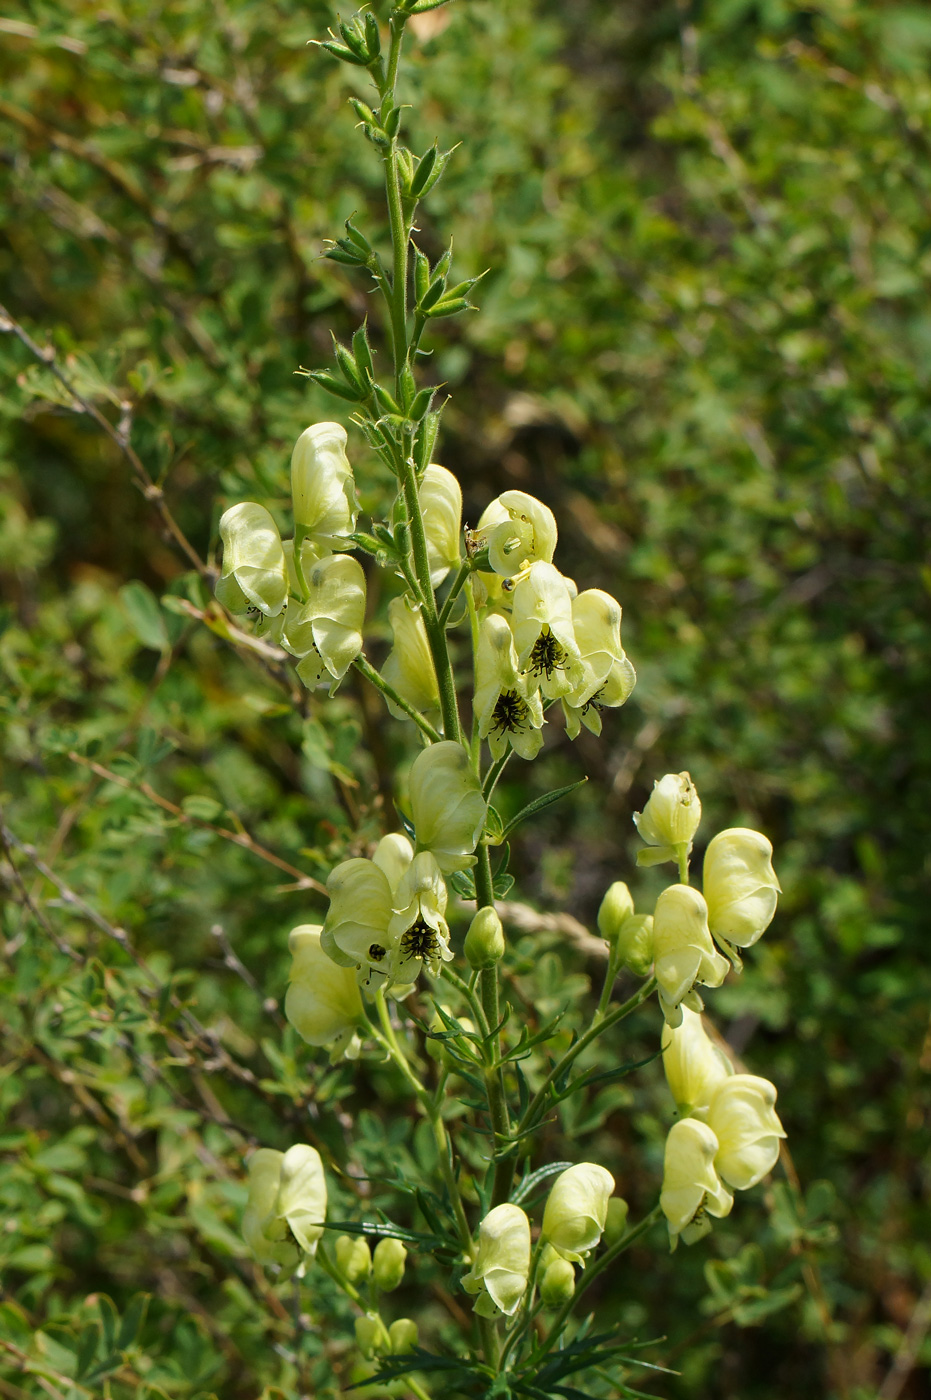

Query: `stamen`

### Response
(492, 689, 530, 734)
(399, 917, 439, 961)
(368, 943, 387, 962)
(528, 626, 567, 679)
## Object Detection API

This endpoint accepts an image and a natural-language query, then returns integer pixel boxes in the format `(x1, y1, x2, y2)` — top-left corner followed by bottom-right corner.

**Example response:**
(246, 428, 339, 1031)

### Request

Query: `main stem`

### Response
(475, 845, 514, 1210)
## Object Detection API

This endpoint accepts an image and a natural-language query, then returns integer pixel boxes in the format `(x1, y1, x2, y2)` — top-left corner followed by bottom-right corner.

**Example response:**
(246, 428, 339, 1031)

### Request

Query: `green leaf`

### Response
(500, 779, 588, 840)
(118, 580, 169, 652)
(117, 1293, 149, 1351)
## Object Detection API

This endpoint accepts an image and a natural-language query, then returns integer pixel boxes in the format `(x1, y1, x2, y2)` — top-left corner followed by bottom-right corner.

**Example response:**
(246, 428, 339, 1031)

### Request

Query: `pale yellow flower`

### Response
(473, 613, 544, 760)
(660, 1119, 733, 1248)
(419, 464, 462, 585)
(381, 595, 440, 719)
(703, 828, 781, 956)
(510, 562, 583, 701)
(216, 502, 288, 618)
(290, 422, 357, 546)
(541, 1162, 615, 1264)
(285, 924, 364, 1062)
(661, 1005, 733, 1114)
(282, 553, 365, 692)
(462, 1204, 531, 1316)
(409, 741, 486, 873)
(242, 1144, 327, 1265)
(652, 884, 730, 1027)
(706, 1074, 787, 1190)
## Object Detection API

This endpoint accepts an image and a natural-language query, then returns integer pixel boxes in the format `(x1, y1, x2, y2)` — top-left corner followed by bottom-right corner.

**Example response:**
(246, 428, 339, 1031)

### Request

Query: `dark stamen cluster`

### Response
(492, 689, 529, 734)
(529, 627, 566, 680)
(582, 685, 606, 716)
(400, 918, 439, 961)
(368, 943, 386, 962)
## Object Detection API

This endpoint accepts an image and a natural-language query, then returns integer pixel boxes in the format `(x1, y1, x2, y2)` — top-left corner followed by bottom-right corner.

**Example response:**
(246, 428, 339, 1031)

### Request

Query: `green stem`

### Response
(316, 1241, 364, 1307)
(477, 1313, 501, 1371)
(436, 964, 491, 1039)
(594, 942, 622, 1022)
(517, 977, 657, 1135)
(438, 559, 471, 628)
(482, 750, 511, 800)
(474, 845, 514, 1208)
(373, 987, 473, 1254)
(677, 842, 690, 884)
(531, 1205, 664, 1363)
(352, 655, 443, 743)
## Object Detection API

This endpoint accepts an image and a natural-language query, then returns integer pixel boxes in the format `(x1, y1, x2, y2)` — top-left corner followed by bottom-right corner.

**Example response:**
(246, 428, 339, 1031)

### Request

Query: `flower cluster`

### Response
(216, 423, 365, 692)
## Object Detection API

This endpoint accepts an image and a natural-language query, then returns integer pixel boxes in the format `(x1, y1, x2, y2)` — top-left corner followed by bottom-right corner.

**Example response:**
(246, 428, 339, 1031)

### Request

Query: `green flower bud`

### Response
(541, 1163, 615, 1263)
(285, 924, 364, 1063)
(633, 772, 701, 867)
(409, 741, 487, 874)
(461, 1204, 531, 1316)
(290, 422, 358, 546)
(539, 1256, 576, 1307)
(603, 1196, 629, 1246)
(216, 503, 288, 618)
(464, 907, 505, 969)
(597, 882, 634, 940)
(335, 1234, 372, 1283)
(372, 1237, 407, 1293)
(388, 1318, 419, 1354)
(660, 1118, 733, 1249)
(355, 1312, 390, 1358)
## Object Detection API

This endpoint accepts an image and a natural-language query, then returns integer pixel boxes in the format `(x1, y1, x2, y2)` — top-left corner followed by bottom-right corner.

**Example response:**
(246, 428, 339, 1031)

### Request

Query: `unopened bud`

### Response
(372, 1237, 407, 1293)
(597, 882, 634, 941)
(540, 1256, 575, 1307)
(389, 1318, 419, 1354)
(335, 1233, 371, 1283)
(603, 1196, 629, 1247)
(465, 907, 505, 969)
(354, 1312, 390, 1358)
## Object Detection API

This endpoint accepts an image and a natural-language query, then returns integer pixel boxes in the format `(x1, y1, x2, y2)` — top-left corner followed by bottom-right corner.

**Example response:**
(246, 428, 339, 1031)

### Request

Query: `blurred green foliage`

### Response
(1, 0, 930, 1396)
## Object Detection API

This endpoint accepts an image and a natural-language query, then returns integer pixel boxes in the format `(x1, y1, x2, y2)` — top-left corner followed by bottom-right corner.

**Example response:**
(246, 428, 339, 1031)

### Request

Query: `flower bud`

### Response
(703, 828, 781, 953)
(388, 1318, 419, 1354)
(540, 1256, 576, 1307)
(291, 422, 357, 545)
(596, 882, 634, 940)
(285, 924, 364, 1062)
(603, 1196, 629, 1246)
(705, 1074, 786, 1191)
(381, 595, 440, 719)
(661, 1005, 733, 1114)
(461, 1204, 531, 1316)
(282, 554, 365, 693)
(652, 885, 730, 1027)
(409, 741, 487, 874)
(660, 1118, 733, 1249)
(335, 1234, 372, 1283)
(355, 1312, 390, 1358)
(216, 503, 288, 618)
(541, 1163, 615, 1263)
(465, 907, 505, 969)
(419, 464, 462, 585)
(633, 773, 701, 866)
(372, 1236, 407, 1293)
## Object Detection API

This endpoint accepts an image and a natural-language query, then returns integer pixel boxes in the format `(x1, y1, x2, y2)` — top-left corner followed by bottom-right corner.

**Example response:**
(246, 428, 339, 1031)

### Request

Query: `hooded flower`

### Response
(510, 562, 583, 701)
(321, 833, 452, 989)
(215, 502, 288, 618)
(660, 1118, 733, 1248)
(661, 1005, 733, 1115)
(705, 1074, 787, 1190)
(285, 924, 364, 1062)
(633, 772, 702, 868)
(242, 1144, 327, 1266)
(419, 464, 462, 586)
(282, 553, 366, 692)
(476, 489, 558, 579)
(541, 1163, 615, 1264)
(563, 589, 636, 738)
(473, 613, 545, 760)
(381, 594, 440, 720)
(461, 1204, 531, 1316)
(409, 741, 487, 873)
(652, 884, 730, 1027)
(290, 422, 357, 547)
(703, 828, 781, 960)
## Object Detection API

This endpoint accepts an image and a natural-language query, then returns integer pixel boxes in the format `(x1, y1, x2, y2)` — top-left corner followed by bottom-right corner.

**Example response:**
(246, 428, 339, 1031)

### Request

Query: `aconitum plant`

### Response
(213, 4, 787, 1393)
